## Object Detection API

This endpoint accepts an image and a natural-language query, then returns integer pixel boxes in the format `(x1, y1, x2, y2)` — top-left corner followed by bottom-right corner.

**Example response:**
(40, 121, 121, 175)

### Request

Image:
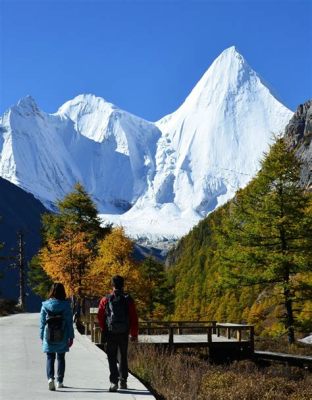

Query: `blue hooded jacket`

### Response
(40, 299, 75, 353)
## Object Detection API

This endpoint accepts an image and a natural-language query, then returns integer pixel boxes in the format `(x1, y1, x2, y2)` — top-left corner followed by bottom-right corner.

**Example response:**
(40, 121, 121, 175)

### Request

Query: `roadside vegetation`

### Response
(128, 344, 312, 400)
(0, 298, 17, 316)
(0, 228, 17, 316)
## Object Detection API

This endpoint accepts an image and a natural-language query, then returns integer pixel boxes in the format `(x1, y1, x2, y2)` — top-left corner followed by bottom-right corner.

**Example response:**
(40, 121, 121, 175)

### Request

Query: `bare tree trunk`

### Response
(284, 285, 295, 344)
(17, 231, 26, 312)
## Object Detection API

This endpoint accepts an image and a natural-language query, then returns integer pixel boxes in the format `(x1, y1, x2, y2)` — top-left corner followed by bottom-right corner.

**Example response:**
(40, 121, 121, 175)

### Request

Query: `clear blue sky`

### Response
(1, 0, 311, 121)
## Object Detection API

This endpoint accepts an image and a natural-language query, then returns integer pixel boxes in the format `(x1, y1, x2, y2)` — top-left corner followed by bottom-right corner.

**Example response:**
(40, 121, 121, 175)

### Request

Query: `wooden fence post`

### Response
(227, 327, 231, 339)
(169, 327, 174, 350)
(90, 314, 95, 342)
(207, 327, 212, 344)
(212, 321, 217, 335)
(250, 326, 255, 353)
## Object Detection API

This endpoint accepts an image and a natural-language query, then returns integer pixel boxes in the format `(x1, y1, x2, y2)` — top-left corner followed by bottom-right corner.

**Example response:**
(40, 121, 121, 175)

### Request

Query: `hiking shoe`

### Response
(48, 378, 55, 391)
(109, 383, 118, 392)
(56, 382, 64, 388)
(119, 379, 127, 389)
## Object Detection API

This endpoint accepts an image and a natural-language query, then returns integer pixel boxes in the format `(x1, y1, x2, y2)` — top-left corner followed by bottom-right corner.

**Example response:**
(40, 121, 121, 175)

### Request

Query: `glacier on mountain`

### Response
(0, 94, 160, 214)
(0, 47, 293, 240)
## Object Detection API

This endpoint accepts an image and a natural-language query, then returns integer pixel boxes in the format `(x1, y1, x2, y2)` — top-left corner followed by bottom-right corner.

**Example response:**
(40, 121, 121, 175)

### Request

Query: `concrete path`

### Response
(0, 313, 155, 400)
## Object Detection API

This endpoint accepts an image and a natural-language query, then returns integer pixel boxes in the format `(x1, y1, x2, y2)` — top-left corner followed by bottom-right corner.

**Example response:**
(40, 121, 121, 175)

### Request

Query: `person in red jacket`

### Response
(97, 275, 138, 392)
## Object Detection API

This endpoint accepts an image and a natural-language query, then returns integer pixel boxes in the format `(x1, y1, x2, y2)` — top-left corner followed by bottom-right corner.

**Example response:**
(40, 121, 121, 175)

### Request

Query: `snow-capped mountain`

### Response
(0, 94, 161, 212)
(154, 46, 292, 214)
(0, 47, 293, 240)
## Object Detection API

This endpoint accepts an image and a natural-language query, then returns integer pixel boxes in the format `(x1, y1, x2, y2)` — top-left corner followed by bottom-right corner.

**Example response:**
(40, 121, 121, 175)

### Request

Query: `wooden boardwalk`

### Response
(87, 312, 255, 361)
(86, 311, 312, 366)
(137, 322, 255, 361)
(254, 351, 312, 370)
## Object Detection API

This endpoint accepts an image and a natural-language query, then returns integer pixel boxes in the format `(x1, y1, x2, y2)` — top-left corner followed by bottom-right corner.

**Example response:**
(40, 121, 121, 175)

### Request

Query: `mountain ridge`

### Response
(0, 47, 293, 240)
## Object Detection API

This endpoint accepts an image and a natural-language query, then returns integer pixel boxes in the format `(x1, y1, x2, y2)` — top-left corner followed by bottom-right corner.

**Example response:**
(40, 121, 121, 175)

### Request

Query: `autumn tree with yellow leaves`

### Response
(89, 228, 173, 316)
(30, 184, 170, 319)
(29, 184, 109, 307)
(89, 227, 144, 305)
(39, 228, 93, 299)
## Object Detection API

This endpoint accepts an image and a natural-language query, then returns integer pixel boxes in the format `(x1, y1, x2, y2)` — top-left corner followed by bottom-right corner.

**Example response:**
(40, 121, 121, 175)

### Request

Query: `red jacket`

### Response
(97, 290, 139, 338)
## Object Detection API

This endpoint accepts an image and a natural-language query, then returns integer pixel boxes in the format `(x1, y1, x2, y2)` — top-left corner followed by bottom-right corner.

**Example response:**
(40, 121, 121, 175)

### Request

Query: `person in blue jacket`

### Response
(40, 283, 74, 391)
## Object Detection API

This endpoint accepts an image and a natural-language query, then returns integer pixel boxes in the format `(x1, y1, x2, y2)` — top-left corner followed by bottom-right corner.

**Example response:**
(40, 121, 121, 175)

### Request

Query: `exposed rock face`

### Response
(285, 100, 312, 190)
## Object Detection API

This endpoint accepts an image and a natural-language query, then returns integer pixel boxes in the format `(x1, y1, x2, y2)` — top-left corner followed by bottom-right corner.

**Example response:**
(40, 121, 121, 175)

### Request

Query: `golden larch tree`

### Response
(88, 227, 145, 310)
(39, 227, 93, 299)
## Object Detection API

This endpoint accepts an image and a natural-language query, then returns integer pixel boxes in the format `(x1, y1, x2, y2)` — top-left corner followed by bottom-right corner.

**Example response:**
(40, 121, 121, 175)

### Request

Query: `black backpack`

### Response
(105, 293, 130, 334)
(45, 310, 65, 344)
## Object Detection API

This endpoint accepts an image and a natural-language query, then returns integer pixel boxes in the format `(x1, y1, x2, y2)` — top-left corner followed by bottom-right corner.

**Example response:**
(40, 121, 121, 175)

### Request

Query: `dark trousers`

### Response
(46, 352, 65, 383)
(106, 333, 129, 384)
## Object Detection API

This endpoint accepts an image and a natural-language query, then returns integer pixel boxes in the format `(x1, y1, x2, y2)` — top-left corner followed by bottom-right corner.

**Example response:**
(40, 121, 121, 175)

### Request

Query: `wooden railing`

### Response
(216, 323, 255, 352)
(139, 321, 218, 348)
(87, 307, 101, 343)
(139, 320, 217, 335)
(85, 308, 254, 354)
(138, 321, 254, 349)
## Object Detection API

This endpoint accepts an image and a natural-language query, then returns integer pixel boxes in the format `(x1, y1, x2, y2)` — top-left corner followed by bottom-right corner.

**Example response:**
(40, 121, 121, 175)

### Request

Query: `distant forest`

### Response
(166, 138, 312, 344)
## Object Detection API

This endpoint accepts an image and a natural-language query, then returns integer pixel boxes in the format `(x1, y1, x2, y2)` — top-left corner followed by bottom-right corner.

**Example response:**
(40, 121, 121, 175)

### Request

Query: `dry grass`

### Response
(128, 344, 312, 400)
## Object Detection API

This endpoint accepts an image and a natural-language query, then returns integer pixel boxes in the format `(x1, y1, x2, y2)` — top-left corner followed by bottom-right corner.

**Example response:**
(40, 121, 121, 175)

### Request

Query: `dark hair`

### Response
(48, 283, 66, 300)
(111, 275, 124, 290)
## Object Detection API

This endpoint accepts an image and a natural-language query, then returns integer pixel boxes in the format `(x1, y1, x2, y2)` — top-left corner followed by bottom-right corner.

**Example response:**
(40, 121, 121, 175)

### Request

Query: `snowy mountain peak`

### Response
(56, 93, 159, 143)
(216, 45, 244, 62)
(13, 95, 42, 116)
(57, 93, 116, 117)
(211, 46, 251, 79)
(181, 47, 256, 113)
(152, 47, 293, 238)
(0, 47, 294, 241)
(56, 94, 120, 142)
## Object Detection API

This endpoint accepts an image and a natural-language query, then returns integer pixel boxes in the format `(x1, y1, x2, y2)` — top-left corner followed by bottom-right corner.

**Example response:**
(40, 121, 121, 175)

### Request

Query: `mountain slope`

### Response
(0, 47, 293, 240)
(0, 177, 48, 310)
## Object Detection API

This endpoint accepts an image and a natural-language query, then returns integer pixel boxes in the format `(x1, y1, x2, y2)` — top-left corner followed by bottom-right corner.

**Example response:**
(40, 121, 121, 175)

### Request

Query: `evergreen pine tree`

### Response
(218, 138, 312, 343)
(139, 257, 173, 319)
(28, 255, 52, 298)
(41, 182, 109, 246)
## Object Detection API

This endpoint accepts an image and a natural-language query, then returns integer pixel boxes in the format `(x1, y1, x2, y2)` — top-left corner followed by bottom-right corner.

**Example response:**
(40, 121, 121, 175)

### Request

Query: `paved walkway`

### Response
(0, 313, 155, 400)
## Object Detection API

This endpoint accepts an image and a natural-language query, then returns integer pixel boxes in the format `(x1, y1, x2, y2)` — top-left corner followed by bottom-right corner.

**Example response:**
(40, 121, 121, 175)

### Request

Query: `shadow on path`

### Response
(59, 386, 151, 395)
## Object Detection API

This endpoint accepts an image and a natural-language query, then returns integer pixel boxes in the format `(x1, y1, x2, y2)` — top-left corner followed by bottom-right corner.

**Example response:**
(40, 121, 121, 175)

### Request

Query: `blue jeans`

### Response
(46, 352, 65, 383)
